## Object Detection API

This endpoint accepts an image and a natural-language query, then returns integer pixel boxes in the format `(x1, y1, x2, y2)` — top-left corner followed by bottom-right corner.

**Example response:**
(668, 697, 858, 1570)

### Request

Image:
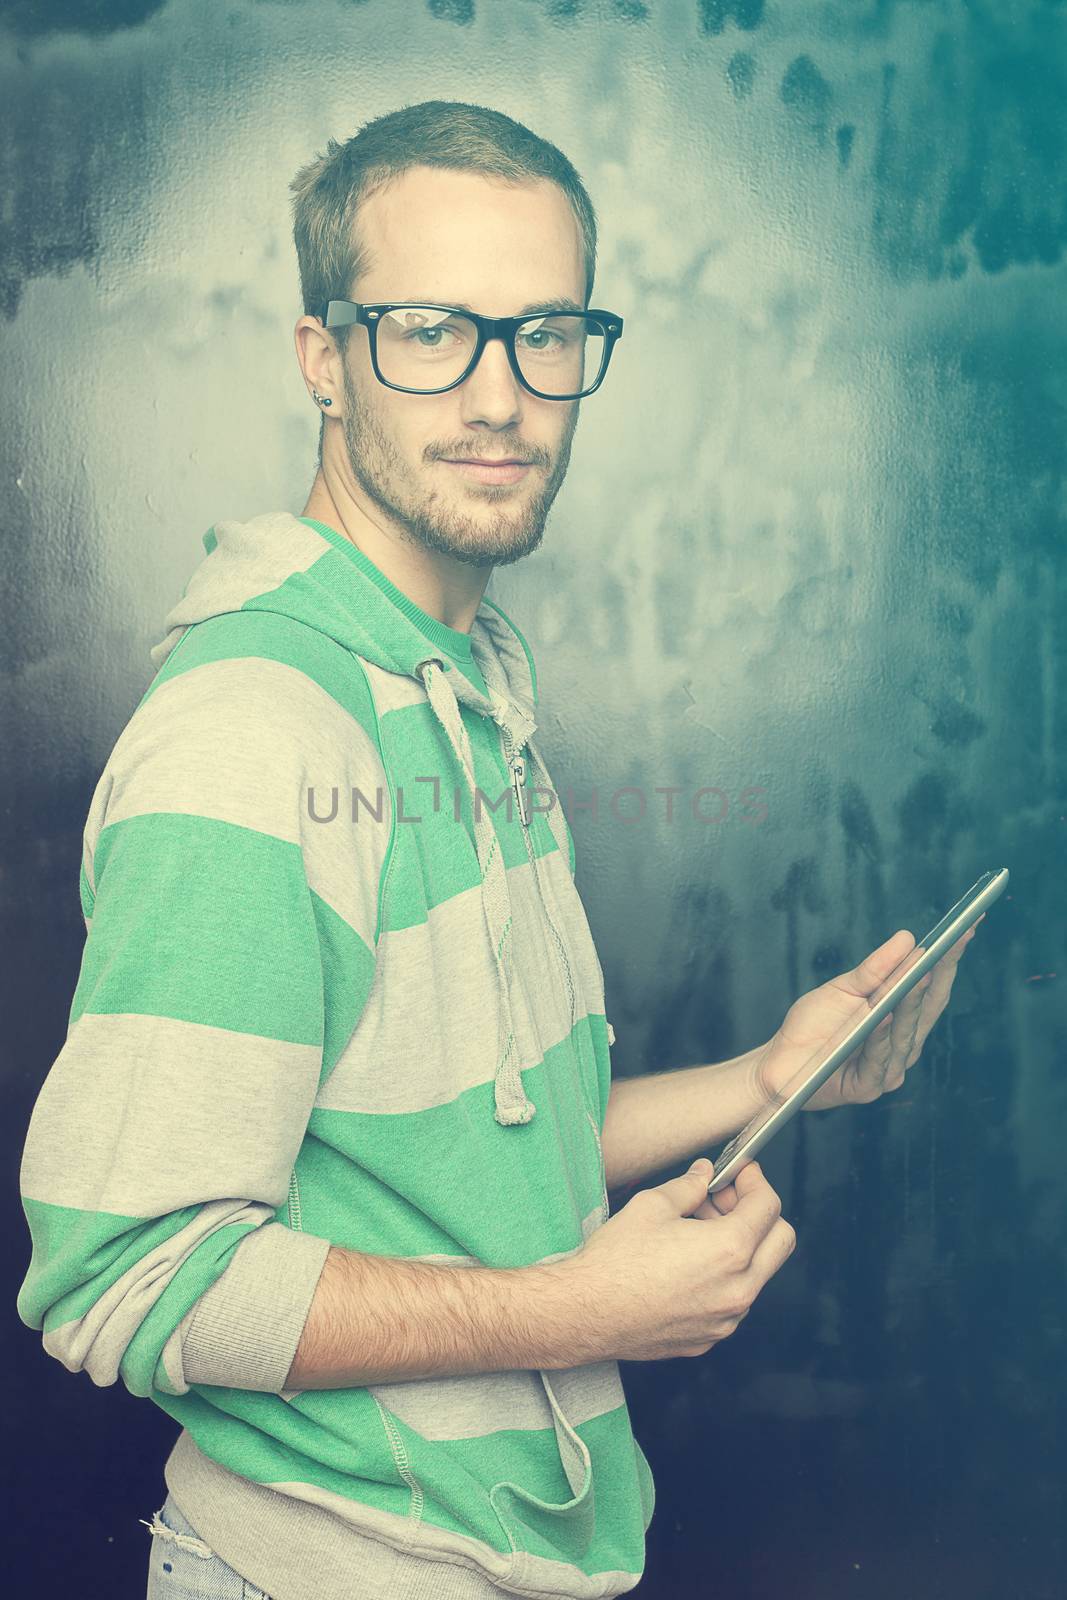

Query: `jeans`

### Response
(143, 1491, 272, 1599)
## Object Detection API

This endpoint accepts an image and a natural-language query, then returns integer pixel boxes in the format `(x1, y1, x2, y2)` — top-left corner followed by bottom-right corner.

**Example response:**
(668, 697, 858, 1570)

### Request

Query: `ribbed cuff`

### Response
(179, 1222, 332, 1391)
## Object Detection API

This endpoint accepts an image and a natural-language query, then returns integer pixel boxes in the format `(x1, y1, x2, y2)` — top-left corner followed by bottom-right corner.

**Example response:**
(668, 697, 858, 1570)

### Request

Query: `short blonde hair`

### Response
(289, 99, 599, 446)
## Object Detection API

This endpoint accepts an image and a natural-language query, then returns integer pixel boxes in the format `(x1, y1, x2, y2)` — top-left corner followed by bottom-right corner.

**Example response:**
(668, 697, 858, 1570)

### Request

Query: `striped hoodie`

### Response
(16, 511, 655, 1600)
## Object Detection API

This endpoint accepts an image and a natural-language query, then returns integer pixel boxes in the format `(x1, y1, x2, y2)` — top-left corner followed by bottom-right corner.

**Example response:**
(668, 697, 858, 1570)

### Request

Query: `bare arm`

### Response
(285, 1245, 597, 1390)
(600, 1043, 768, 1194)
(287, 1157, 798, 1389)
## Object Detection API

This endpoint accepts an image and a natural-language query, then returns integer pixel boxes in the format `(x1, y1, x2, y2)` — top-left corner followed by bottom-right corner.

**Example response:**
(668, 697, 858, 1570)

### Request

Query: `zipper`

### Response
(497, 718, 531, 832)
(286, 1167, 303, 1231)
(508, 751, 530, 827)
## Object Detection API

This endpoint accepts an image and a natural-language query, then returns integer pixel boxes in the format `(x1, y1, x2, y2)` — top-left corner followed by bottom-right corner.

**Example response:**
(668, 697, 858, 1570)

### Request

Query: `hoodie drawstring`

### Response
(418, 659, 535, 1126)
(417, 658, 579, 1129)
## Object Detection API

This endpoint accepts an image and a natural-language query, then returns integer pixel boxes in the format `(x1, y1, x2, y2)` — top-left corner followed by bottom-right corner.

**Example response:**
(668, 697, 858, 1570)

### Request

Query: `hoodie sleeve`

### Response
(16, 629, 390, 1397)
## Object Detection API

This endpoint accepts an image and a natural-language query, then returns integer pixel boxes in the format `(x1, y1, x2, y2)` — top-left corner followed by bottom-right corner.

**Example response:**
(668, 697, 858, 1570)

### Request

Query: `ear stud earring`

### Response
(311, 389, 333, 408)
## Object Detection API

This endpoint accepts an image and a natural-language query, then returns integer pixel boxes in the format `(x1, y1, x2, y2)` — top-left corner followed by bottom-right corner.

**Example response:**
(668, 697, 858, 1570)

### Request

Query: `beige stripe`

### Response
(531, 846, 608, 1016)
(153, 514, 331, 663)
(205, 1470, 520, 1587)
(317, 853, 605, 1116)
(20, 1012, 321, 1214)
(176, 1223, 332, 1392)
(251, 1473, 637, 1597)
(368, 1354, 625, 1442)
(42, 1197, 276, 1386)
(368, 1367, 556, 1440)
(168, 1425, 643, 1596)
(360, 657, 435, 715)
(85, 655, 388, 951)
(471, 603, 536, 707)
(541, 1359, 628, 1429)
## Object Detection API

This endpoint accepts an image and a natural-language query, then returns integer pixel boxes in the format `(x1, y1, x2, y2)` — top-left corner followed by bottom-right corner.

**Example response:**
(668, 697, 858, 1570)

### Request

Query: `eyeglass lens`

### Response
(374, 308, 607, 395)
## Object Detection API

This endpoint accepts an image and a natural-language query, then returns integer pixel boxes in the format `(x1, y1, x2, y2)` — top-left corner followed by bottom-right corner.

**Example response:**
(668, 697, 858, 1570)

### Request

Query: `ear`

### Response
(294, 314, 343, 415)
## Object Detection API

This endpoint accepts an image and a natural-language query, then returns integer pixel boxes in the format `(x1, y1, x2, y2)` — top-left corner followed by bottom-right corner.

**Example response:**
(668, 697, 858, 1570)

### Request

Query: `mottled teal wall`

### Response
(3, 2, 1064, 1595)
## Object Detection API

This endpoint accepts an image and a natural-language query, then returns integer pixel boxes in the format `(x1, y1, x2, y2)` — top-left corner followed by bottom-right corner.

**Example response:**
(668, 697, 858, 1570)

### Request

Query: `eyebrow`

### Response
(437, 297, 586, 316)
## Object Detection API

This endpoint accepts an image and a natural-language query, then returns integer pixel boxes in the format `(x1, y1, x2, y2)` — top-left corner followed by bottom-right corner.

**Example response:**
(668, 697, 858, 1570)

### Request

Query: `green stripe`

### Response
(296, 518, 489, 694)
(138, 608, 397, 943)
(151, 1385, 409, 1510)
(313, 890, 378, 1081)
(143, 609, 381, 734)
(17, 1198, 263, 1396)
(74, 812, 322, 1044)
(377, 698, 561, 932)
(584, 1011, 613, 1130)
(147, 1385, 647, 1576)
(412, 1403, 651, 1569)
(298, 1030, 604, 1261)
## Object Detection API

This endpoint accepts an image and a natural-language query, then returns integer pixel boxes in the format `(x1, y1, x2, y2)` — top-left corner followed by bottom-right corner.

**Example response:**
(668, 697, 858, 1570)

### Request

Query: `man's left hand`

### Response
(754, 917, 982, 1112)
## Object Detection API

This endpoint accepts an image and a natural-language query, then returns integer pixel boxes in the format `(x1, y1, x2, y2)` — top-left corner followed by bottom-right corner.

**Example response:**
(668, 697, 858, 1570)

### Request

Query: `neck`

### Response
(301, 470, 492, 636)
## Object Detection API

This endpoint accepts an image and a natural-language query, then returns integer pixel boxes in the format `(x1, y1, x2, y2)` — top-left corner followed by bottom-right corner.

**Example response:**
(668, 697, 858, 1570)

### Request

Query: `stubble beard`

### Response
(339, 362, 578, 569)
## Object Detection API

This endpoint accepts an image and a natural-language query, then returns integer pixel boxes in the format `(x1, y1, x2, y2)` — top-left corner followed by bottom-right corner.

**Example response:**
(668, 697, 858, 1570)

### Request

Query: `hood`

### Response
(150, 511, 573, 1128)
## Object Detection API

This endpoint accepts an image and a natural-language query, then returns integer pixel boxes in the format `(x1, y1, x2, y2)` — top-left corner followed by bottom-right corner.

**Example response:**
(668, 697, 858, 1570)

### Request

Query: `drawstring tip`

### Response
(494, 1097, 536, 1126)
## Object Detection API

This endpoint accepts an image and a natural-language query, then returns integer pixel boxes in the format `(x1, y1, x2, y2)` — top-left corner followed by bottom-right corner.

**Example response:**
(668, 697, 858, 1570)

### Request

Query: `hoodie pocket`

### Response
(489, 1368, 595, 1577)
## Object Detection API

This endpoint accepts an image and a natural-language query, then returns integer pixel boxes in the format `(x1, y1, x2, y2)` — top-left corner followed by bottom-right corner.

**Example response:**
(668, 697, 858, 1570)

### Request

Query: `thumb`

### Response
(838, 927, 917, 1002)
(645, 1158, 714, 1216)
(677, 1157, 714, 1212)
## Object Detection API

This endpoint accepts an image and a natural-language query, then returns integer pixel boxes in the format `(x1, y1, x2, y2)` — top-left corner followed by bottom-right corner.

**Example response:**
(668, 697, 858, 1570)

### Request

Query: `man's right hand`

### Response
(564, 1160, 796, 1364)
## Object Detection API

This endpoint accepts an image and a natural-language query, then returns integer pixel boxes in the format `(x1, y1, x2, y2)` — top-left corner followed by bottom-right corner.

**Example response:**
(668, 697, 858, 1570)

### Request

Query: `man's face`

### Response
(333, 166, 586, 569)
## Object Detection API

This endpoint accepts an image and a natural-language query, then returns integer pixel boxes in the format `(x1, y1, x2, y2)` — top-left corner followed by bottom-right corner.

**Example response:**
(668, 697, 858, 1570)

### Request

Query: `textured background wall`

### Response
(3, 1, 1064, 1596)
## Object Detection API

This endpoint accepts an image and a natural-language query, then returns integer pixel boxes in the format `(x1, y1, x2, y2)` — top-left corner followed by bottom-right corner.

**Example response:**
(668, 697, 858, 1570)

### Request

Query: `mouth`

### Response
(440, 458, 533, 485)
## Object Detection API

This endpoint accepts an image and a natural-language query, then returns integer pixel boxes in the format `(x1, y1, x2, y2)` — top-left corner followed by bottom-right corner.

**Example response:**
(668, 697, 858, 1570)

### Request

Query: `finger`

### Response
(845, 971, 927, 1098)
(725, 1166, 785, 1257)
(930, 943, 966, 988)
(845, 1006, 897, 1097)
(937, 914, 984, 967)
(710, 1181, 738, 1214)
(891, 973, 934, 1082)
(942, 929, 974, 962)
(701, 1177, 742, 1216)
(870, 921, 979, 1081)
(694, 1171, 726, 1216)
(860, 923, 980, 1087)
(893, 940, 970, 1077)
(836, 929, 917, 1004)
(902, 957, 964, 1069)
(747, 1214, 798, 1291)
(731, 1160, 764, 1194)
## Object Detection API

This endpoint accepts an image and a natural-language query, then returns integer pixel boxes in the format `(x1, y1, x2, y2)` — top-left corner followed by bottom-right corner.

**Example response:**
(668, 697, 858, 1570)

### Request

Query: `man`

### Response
(16, 101, 974, 1600)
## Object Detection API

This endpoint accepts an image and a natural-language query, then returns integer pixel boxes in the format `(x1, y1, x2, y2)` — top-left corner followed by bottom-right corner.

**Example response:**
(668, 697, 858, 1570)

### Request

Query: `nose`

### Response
(458, 334, 524, 429)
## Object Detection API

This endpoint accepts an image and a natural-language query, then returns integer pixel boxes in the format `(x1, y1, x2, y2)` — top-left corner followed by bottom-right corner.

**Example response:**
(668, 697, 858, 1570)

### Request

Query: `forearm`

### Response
(600, 1043, 768, 1193)
(284, 1243, 597, 1390)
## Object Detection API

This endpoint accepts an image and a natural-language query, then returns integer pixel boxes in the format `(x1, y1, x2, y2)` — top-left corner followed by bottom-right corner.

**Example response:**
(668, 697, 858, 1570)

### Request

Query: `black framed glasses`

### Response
(319, 301, 624, 400)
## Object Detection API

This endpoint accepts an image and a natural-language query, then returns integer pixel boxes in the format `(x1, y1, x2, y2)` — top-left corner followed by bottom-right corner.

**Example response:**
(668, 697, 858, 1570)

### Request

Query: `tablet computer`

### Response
(706, 867, 1009, 1194)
